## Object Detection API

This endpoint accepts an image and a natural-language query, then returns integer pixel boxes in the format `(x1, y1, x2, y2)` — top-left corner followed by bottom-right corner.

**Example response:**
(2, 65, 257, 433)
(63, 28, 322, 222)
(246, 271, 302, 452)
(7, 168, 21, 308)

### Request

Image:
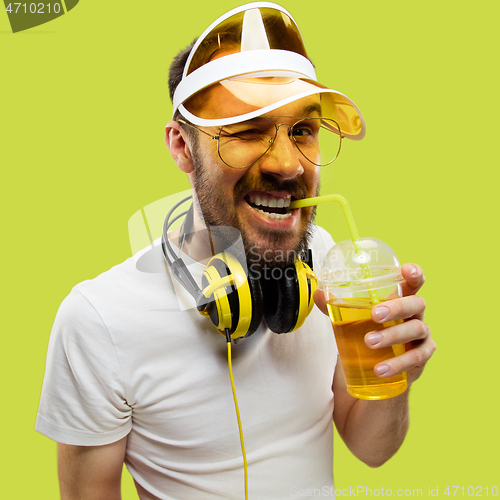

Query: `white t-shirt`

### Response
(36, 225, 338, 499)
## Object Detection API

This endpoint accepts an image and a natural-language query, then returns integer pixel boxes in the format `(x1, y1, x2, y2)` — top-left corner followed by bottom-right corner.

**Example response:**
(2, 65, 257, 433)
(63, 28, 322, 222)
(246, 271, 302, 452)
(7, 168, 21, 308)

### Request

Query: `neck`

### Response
(168, 197, 237, 264)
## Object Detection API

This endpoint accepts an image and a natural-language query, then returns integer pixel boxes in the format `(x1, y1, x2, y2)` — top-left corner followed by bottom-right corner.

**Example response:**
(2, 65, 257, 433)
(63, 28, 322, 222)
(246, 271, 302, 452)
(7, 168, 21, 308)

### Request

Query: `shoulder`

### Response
(71, 244, 172, 312)
(52, 245, 176, 345)
(309, 224, 334, 247)
(309, 224, 334, 271)
(73, 254, 143, 300)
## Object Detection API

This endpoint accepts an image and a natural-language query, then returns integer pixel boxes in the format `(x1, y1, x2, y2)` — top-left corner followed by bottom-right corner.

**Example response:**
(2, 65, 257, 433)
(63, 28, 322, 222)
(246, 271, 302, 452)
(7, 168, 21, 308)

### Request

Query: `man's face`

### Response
(188, 89, 322, 268)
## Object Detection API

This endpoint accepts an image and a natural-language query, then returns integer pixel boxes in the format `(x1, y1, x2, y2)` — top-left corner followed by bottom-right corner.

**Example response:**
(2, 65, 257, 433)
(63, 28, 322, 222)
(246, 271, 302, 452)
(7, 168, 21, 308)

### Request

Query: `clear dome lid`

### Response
(319, 237, 404, 293)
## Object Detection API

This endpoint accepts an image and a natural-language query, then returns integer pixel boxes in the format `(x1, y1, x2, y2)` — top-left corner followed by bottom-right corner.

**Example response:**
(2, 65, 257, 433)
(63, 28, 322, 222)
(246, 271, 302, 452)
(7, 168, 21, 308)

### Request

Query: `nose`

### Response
(258, 125, 304, 179)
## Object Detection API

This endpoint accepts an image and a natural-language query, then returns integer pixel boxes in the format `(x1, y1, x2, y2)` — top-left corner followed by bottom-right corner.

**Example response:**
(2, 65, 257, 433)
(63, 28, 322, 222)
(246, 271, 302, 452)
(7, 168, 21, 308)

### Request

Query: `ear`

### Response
(165, 121, 194, 174)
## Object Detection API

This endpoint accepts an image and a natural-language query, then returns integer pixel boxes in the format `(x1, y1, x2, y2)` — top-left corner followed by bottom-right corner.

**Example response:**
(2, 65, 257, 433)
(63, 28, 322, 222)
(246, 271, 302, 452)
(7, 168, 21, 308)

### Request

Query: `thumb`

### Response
(313, 289, 329, 316)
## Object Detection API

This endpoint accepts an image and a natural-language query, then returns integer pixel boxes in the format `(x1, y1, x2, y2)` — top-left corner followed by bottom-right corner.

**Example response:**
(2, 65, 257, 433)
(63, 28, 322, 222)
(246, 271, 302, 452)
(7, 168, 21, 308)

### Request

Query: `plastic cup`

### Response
(318, 238, 407, 400)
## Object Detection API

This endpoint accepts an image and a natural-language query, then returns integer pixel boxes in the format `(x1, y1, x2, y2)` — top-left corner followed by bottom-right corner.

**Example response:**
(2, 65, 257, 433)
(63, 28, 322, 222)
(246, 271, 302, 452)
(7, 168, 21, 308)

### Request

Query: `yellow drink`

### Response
(327, 297, 407, 400)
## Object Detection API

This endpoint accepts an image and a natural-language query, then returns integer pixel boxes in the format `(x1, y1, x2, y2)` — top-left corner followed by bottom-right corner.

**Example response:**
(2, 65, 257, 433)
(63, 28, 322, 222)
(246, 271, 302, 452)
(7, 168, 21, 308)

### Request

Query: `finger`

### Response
(365, 319, 430, 349)
(371, 295, 426, 324)
(313, 289, 329, 316)
(374, 334, 437, 378)
(400, 263, 425, 296)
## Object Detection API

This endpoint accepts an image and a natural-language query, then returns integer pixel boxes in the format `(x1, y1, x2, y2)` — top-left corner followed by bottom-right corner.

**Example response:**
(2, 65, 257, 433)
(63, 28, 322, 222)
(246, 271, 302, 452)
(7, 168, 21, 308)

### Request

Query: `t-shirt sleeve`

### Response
(35, 288, 132, 446)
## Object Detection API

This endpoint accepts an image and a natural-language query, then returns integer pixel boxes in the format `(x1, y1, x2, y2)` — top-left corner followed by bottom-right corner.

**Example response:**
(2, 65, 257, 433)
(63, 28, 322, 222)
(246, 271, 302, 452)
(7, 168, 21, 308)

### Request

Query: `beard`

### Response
(191, 145, 318, 270)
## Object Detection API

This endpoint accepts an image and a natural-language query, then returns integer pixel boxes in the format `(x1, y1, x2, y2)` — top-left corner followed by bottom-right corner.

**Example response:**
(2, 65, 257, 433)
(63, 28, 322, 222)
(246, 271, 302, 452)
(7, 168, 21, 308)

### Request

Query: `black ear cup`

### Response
(242, 270, 264, 338)
(260, 266, 300, 333)
(259, 258, 317, 334)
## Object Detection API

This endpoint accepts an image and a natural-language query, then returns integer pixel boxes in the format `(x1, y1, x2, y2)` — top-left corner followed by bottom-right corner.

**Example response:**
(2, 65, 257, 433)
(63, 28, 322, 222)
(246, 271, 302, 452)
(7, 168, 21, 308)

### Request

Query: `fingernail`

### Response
(366, 333, 383, 346)
(376, 364, 389, 376)
(409, 265, 417, 277)
(374, 306, 389, 321)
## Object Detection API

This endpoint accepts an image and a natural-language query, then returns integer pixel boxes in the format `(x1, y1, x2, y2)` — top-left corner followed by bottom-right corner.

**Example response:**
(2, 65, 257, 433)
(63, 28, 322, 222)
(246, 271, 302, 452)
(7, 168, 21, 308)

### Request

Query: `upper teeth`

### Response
(248, 194, 291, 208)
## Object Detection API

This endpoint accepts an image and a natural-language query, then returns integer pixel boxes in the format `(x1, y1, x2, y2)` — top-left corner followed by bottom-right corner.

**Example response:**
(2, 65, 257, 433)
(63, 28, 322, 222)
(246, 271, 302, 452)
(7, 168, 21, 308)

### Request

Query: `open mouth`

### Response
(244, 192, 294, 220)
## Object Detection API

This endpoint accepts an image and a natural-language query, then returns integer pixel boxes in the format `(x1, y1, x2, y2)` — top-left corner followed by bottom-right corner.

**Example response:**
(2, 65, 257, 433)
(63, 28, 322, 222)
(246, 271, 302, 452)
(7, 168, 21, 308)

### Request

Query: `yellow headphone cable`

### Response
(225, 328, 249, 500)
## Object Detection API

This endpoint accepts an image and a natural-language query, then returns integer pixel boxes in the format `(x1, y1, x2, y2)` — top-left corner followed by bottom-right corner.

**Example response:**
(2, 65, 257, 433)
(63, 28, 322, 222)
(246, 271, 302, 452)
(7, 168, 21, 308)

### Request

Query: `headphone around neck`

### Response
(161, 196, 318, 340)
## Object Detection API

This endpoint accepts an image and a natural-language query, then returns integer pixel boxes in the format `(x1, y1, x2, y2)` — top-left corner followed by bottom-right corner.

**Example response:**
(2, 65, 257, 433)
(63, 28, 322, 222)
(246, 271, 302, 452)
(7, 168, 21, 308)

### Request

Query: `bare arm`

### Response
(332, 364, 410, 467)
(58, 435, 128, 500)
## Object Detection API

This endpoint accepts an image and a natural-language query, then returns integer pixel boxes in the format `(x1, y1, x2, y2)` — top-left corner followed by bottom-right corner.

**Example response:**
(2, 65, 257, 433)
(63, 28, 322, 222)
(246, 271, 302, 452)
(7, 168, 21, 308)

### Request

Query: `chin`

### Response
(241, 226, 310, 269)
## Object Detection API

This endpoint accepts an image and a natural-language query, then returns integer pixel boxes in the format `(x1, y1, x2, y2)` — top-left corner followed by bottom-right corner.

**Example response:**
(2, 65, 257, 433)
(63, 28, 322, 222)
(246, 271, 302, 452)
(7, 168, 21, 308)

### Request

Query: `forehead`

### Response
(194, 83, 322, 122)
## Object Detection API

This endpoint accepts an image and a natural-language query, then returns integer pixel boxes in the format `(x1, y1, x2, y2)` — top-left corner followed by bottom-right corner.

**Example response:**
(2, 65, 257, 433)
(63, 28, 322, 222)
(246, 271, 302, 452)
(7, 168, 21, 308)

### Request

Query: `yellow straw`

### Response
(289, 194, 379, 304)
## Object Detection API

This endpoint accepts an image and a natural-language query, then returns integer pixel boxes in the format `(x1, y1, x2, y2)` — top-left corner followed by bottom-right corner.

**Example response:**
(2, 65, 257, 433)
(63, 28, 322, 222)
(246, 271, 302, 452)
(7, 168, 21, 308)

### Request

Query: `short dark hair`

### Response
(168, 39, 198, 143)
(168, 38, 197, 104)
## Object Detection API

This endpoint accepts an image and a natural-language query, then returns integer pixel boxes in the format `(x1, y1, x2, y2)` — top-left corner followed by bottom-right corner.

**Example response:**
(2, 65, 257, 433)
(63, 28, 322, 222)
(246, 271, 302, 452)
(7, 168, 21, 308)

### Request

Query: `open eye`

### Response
(291, 124, 317, 144)
(291, 126, 314, 137)
(291, 118, 322, 142)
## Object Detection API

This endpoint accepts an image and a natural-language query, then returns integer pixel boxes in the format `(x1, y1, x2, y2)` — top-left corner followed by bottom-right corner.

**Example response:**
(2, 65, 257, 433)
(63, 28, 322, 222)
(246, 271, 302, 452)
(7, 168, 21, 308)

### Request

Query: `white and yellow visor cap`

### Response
(172, 2, 366, 140)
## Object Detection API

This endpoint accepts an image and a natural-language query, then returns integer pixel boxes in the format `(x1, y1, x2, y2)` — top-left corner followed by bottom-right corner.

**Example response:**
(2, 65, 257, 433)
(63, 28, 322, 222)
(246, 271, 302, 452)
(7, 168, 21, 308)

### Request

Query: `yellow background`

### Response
(1, 0, 498, 497)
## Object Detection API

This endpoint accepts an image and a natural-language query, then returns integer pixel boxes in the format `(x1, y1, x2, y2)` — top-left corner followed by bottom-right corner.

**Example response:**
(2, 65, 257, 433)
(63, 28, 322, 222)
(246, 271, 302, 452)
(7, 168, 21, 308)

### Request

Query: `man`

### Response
(36, 3, 435, 499)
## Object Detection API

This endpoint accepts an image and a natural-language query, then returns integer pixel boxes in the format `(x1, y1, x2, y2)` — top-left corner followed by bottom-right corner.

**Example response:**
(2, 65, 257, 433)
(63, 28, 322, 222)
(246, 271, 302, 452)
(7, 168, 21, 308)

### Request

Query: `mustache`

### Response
(234, 174, 309, 201)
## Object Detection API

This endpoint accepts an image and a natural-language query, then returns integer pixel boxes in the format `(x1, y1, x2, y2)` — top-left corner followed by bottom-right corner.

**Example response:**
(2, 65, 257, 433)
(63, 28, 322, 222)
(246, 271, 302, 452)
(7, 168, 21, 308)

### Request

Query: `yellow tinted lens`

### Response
(320, 94, 363, 138)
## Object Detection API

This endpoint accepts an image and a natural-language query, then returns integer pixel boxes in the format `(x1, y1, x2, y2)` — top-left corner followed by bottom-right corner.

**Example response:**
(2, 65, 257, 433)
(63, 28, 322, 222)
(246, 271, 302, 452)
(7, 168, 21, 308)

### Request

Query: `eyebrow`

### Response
(224, 117, 272, 127)
(301, 103, 322, 117)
